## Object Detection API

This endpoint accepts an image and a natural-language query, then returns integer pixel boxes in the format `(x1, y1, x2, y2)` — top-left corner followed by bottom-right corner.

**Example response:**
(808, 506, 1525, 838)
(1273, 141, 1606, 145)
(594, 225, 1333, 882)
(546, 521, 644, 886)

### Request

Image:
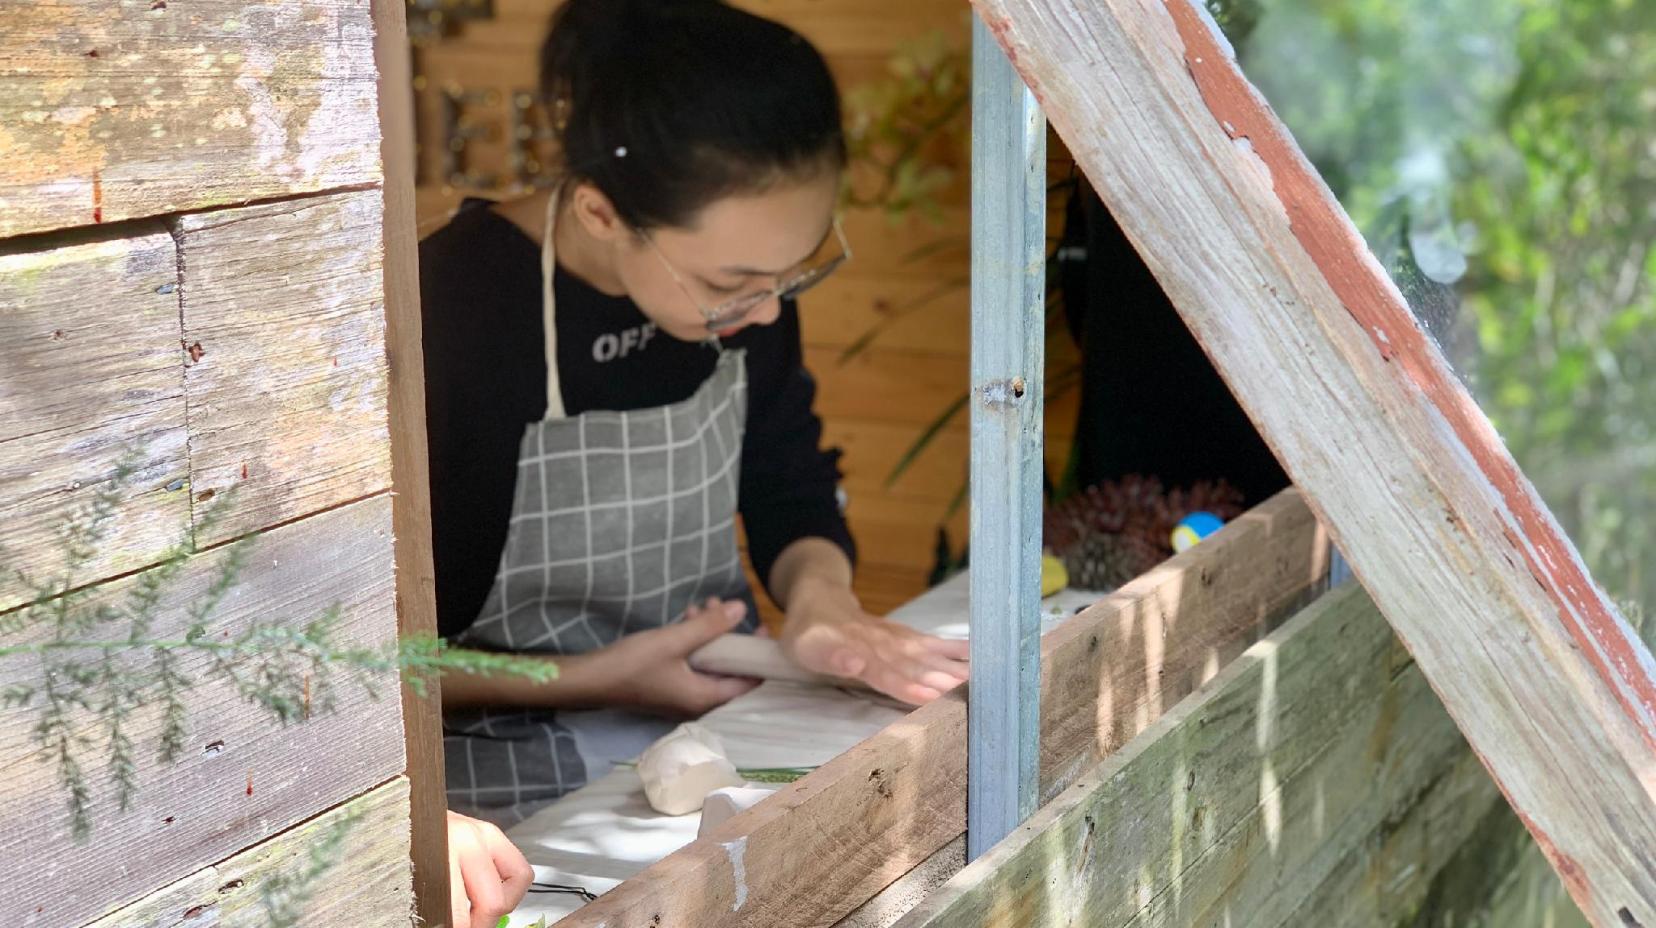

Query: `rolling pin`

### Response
(687, 633, 874, 693)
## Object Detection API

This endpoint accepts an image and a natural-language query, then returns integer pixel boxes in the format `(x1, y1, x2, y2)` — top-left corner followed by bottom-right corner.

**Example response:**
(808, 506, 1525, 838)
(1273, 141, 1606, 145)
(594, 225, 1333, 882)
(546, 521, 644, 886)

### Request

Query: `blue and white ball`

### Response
(1171, 511, 1225, 553)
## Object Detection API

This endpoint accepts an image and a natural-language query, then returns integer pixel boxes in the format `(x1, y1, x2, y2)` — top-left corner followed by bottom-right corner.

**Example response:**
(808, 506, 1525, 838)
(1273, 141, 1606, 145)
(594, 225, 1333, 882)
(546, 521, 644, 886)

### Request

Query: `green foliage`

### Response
(0, 460, 557, 852)
(1231, 0, 1656, 612)
(841, 29, 969, 221)
(259, 806, 363, 928)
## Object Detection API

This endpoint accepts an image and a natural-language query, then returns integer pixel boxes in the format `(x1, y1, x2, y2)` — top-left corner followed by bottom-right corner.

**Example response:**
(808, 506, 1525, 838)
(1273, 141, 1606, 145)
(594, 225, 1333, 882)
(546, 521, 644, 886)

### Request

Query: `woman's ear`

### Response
(570, 182, 630, 243)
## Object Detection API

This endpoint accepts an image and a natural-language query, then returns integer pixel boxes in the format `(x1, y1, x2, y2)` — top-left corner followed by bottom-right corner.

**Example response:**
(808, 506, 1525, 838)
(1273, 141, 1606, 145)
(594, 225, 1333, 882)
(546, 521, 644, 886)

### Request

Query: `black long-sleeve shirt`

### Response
(419, 199, 854, 639)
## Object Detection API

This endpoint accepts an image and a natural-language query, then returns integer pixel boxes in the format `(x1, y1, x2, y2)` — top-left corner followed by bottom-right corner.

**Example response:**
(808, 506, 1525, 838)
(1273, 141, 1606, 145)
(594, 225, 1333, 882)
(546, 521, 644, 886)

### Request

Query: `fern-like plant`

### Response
(0, 454, 553, 857)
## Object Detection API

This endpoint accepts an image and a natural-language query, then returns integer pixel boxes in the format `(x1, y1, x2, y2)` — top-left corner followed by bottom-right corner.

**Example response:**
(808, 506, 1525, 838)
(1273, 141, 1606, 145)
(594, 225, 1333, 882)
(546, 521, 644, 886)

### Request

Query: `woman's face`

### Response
(592, 170, 842, 342)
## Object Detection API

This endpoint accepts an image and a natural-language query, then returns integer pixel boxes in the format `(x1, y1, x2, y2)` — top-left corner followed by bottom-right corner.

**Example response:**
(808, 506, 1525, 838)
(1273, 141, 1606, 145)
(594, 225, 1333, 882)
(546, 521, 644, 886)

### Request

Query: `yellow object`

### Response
(1041, 552, 1069, 597)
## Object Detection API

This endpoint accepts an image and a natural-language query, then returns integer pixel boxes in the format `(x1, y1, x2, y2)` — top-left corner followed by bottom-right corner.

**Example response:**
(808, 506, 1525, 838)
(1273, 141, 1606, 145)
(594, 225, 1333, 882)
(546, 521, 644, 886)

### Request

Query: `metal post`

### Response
(1330, 547, 1354, 587)
(967, 12, 1047, 862)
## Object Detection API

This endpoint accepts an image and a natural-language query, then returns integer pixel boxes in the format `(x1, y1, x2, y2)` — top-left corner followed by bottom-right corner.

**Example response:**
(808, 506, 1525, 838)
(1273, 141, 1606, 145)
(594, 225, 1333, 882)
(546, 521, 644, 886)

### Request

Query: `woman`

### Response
(420, 0, 969, 826)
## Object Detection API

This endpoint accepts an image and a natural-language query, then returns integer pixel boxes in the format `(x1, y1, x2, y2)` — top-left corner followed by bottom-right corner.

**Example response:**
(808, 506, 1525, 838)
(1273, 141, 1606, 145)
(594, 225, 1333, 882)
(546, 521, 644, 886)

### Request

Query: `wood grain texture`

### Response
(176, 189, 391, 545)
(1319, 610, 1656, 927)
(1282, 751, 1514, 927)
(555, 491, 1325, 928)
(0, 496, 403, 928)
(893, 584, 1478, 928)
(86, 776, 413, 928)
(372, 0, 452, 924)
(0, 225, 190, 613)
(799, 273, 969, 355)
(0, 0, 381, 238)
(973, 2, 1656, 922)
(1432, 804, 1592, 928)
(458, 0, 970, 59)
(836, 837, 965, 928)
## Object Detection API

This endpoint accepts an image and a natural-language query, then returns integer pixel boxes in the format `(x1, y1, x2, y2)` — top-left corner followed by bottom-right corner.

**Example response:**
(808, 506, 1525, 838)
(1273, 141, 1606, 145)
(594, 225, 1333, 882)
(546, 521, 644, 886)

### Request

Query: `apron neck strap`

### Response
(541, 186, 568, 419)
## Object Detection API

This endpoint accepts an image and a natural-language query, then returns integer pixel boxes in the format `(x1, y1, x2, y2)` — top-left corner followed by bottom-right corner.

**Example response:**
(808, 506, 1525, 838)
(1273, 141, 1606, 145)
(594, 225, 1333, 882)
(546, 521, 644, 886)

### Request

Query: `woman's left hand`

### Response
(780, 576, 969, 705)
(447, 810, 534, 928)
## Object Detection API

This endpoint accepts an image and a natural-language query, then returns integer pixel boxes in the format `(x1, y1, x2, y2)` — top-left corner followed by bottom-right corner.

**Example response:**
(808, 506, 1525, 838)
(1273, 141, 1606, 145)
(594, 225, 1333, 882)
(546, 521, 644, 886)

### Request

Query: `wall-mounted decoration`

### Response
(407, 0, 494, 46)
(439, 86, 502, 189)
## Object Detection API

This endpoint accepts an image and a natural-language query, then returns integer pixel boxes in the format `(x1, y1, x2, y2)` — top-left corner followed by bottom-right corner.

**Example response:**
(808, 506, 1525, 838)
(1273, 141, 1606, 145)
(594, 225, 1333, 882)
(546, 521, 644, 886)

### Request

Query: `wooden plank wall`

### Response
(374, 0, 455, 922)
(0, 0, 419, 925)
(894, 583, 1505, 928)
(409, 0, 1080, 621)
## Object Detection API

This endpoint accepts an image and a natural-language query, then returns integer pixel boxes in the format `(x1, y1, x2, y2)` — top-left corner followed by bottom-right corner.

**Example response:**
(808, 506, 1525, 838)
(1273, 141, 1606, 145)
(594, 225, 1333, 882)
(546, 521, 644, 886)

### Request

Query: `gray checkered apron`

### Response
(444, 189, 758, 827)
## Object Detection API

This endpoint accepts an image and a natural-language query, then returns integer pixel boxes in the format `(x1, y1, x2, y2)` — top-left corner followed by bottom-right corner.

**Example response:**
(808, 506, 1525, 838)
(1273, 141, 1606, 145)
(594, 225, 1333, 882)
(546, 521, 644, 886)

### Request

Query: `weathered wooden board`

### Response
(1285, 754, 1517, 928)
(837, 837, 966, 928)
(1302, 606, 1656, 928)
(0, 496, 403, 928)
(0, 0, 381, 238)
(892, 584, 1474, 928)
(86, 776, 413, 928)
(1435, 807, 1592, 928)
(176, 189, 391, 545)
(556, 490, 1325, 928)
(0, 225, 190, 613)
(973, 2, 1656, 922)
(372, 0, 452, 920)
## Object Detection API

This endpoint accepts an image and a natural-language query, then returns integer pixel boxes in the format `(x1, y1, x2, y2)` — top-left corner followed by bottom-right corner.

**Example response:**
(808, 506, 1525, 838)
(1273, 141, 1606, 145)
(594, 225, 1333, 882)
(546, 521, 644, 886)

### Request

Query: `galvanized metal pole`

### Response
(1330, 547, 1354, 587)
(967, 12, 1047, 862)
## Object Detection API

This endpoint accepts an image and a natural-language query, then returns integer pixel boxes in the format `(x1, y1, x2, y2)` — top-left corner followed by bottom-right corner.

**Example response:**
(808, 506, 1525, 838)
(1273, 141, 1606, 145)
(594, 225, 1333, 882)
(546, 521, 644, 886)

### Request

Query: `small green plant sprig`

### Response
(0, 456, 556, 845)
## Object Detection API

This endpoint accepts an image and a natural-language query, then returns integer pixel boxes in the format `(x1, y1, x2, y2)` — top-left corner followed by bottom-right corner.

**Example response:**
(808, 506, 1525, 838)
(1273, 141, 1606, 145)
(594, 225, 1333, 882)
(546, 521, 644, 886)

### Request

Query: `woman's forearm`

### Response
(768, 537, 855, 616)
(440, 649, 606, 711)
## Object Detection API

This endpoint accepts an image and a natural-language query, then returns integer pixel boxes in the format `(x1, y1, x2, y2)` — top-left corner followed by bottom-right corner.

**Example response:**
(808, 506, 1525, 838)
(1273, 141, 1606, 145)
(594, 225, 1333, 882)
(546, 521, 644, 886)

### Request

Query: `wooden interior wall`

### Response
(0, 1, 414, 925)
(408, 0, 1080, 621)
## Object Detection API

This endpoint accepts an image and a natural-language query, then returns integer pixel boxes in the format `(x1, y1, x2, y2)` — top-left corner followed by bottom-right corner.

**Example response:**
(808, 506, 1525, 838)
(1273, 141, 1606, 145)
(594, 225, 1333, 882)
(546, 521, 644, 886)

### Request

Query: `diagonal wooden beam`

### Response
(969, 1, 1656, 924)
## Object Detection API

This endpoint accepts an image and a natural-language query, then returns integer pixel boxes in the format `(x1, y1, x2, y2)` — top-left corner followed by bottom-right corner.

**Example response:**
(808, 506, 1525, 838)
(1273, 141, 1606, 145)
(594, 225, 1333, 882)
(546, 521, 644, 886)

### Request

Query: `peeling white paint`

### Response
(722, 836, 749, 912)
(51, 105, 96, 125)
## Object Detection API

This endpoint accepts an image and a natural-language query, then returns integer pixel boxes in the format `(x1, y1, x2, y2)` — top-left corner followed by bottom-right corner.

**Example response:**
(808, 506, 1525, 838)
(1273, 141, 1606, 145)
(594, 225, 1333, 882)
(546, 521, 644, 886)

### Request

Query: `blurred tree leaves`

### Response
(1229, 0, 1656, 608)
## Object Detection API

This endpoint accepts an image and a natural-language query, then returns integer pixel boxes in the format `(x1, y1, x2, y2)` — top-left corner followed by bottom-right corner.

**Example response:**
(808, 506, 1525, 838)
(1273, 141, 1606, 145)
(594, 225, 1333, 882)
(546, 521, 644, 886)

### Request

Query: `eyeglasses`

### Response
(642, 217, 852, 332)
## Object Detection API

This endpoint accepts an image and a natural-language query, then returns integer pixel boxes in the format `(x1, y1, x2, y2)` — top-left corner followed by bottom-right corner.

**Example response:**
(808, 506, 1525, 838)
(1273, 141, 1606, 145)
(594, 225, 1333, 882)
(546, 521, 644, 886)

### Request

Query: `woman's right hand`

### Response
(596, 598, 761, 717)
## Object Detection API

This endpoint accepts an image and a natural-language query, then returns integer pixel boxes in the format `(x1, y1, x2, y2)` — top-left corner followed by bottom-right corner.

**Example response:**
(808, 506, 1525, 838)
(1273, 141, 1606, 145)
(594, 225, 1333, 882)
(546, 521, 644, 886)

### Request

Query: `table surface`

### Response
(503, 571, 1102, 924)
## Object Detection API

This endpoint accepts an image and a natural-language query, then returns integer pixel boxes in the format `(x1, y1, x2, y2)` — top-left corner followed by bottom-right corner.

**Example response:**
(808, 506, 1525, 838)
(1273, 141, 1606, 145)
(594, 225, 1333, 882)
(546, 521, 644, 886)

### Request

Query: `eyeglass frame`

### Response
(639, 216, 853, 332)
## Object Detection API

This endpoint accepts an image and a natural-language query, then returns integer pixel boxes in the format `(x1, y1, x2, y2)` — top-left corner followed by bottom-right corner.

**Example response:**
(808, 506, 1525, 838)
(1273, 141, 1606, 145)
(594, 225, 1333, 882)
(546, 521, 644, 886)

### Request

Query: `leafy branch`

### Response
(0, 457, 555, 847)
(841, 30, 969, 221)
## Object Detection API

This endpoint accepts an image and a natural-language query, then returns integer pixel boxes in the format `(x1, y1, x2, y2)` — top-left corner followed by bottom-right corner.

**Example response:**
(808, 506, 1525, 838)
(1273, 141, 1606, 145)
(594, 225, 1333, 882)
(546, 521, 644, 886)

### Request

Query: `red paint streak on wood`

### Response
(971, 5, 1050, 108)
(240, 463, 249, 480)
(1518, 806, 1594, 910)
(1158, 0, 1656, 746)
(91, 171, 103, 224)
